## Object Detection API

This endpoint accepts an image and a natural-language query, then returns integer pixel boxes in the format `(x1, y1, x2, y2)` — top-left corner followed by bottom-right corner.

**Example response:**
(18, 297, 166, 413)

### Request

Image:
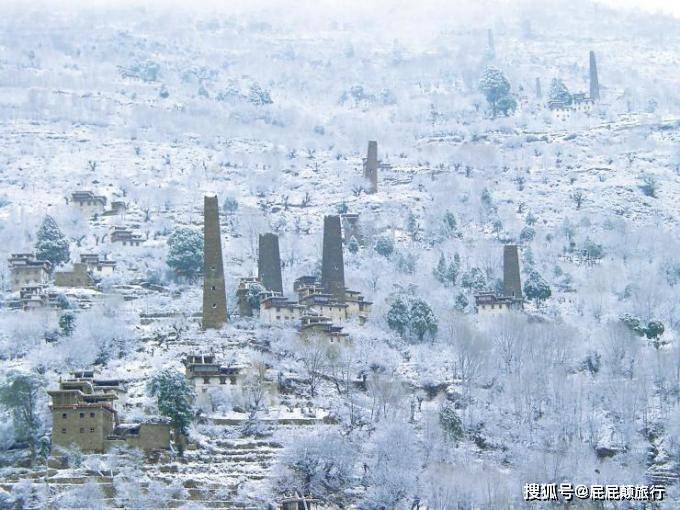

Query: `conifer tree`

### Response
(35, 215, 69, 266)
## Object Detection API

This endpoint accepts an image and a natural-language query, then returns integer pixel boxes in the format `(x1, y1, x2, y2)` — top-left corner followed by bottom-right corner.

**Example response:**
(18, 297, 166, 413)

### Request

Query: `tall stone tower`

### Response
(258, 233, 283, 294)
(535, 77, 542, 99)
(202, 195, 227, 329)
(487, 28, 495, 56)
(363, 141, 379, 194)
(321, 215, 345, 301)
(589, 50, 600, 101)
(503, 244, 522, 300)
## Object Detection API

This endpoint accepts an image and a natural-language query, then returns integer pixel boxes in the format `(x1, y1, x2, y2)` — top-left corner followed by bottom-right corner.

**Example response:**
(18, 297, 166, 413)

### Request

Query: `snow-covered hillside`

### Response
(0, 0, 679, 508)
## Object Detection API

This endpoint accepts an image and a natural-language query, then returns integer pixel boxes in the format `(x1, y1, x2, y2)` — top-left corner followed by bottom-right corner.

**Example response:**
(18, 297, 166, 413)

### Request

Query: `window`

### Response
(79, 427, 85, 434)
(90, 412, 95, 418)
(212, 303, 217, 309)
(203, 377, 211, 384)
(62, 413, 67, 419)
(211, 285, 216, 291)
(61, 428, 67, 434)
(90, 428, 95, 433)
(219, 377, 226, 385)
(80, 412, 85, 418)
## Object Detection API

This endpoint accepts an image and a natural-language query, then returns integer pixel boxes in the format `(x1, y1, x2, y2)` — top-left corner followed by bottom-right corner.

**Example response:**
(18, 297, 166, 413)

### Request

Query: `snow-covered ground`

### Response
(0, 0, 679, 508)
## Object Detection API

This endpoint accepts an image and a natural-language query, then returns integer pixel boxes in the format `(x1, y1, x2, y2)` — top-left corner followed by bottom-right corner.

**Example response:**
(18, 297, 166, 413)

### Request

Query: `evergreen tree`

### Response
(439, 402, 464, 442)
(347, 236, 359, 254)
(246, 282, 266, 309)
(496, 95, 518, 116)
(548, 78, 572, 105)
(35, 215, 69, 266)
(148, 369, 194, 456)
(386, 297, 409, 336)
(374, 235, 394, 257)
(454, 292, 469, 311)
(59, 312, 76, 336)
(461, 267, 487, 291)
(440, 211, 458, 240)
(479, 66, 512, 117)
(519, 226, 535, 243)
(524, 270, 552, 305)
(433, 253, 448, 284)
(222, 197, 239, 214)
(433, 253, 459, 286)
(406, 211, 419, 240)
(387, 296, 438, 342)
(166, 227, 204, 280)
(409, 298, 438, 342)
(0, 373, 47, 465)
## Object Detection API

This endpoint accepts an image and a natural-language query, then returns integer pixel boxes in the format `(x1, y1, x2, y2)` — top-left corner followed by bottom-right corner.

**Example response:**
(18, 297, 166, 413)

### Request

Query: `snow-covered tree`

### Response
(523, 270, 552, 305)
(373, 235, 394, 257)
(478, 66, 513, 117)
(0, 372, 48, 465)
(548, 78, 572, 105)
(166, 226, 203, 280)
(387, 295, 438, 342)
(35, 215, 69, 266)
(148, 369, 194, 455)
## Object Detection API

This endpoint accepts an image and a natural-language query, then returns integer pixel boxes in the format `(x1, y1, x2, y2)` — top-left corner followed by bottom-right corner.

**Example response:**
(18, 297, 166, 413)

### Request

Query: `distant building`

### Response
(184, 354, 242, 411)
(475, 245, 524, 315)
(259, 294, 306, 325)
(70, 191, 107, 217)
(48, 373, 170, 453)
(9, 285, 61, 311)
(202, 195, 228, 329)
(184, 354, 277, 413)
(279, 493, 320, 510)
(8, 253, 52, 291)
(110, 227, 143, 247)
(363, 141, 379, 194)
(299, 314, 349, 344)
(102, 200, 127, 216)
(474, 292, 522, 316)
(79, 253, 116, 277)
(54, 263, 95, 288)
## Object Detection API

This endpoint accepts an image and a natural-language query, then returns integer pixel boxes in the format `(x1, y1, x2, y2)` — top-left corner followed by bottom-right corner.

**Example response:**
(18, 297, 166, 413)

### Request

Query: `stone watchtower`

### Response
(503, 244, 522, 300)
(258, 233, 283, 294)
(321, 215, 345, 302)
(202, 195, 227, 329)
(363, 141, 379, 194)
(589, 50, 600, 101)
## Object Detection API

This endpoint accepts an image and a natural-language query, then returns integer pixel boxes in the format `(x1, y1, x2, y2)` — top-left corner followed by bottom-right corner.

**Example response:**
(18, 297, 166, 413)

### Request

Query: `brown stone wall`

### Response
(258, 233, 283, 293)
(503, 244, 522, 299)
(363, 141, 378, 193)
(52, 407, 115, 453)
(202, 195, 227, 329)
(321, 215, 345, 301)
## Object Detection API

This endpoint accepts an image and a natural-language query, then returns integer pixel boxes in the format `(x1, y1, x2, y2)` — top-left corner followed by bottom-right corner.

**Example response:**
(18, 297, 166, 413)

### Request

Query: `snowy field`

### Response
(0, 0, 679, 508)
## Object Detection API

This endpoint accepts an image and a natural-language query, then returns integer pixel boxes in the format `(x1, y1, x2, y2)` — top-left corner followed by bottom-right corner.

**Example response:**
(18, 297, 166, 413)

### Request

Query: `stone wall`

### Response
(321, 215, 345, 302)
(203, 195, 228, 329)
(258, 233, 283, 293)
(503, 244, 522, 299)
